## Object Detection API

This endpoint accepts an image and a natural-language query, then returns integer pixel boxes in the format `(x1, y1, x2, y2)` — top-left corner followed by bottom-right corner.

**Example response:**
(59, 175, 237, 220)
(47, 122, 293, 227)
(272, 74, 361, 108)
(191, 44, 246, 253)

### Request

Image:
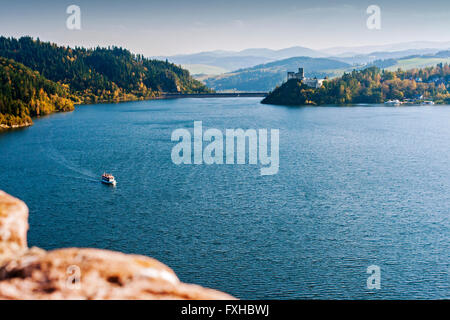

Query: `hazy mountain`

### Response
(434, 50, 450, 58)
(157, 46, 325, 74)
(203, 56, 351, 92)
(335, 49, 443, 65)
(237, 46, 325, 59)
(234, 48, 278, 57)
(161, 41, 450, 76)
(160, 54, 273, 74)
(322, 41, 450, 56)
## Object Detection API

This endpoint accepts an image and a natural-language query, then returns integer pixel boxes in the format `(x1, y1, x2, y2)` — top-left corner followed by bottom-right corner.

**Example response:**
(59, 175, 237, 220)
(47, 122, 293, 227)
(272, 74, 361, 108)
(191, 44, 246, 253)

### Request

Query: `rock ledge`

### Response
(0, 190, 234, 300)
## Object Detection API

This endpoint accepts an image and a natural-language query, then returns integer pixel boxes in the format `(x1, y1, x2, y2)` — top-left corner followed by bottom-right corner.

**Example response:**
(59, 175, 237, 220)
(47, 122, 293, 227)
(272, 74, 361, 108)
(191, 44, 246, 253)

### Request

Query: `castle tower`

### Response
(298, 68, 304, 80)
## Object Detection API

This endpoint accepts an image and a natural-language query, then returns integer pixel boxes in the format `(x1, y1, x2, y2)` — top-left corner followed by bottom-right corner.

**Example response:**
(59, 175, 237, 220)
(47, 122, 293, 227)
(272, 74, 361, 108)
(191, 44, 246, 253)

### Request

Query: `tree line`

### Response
(0, 36, 211, 127)
(0, 57, 74, 127)
(262, 65, 450, 106)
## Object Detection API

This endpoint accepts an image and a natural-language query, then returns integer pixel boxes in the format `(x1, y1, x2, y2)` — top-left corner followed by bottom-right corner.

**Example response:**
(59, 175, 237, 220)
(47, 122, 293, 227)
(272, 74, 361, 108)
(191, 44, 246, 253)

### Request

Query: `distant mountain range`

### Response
(160, 41, 450, 76)
(203, 50, 450, 92)
(203, 57, 351, 92)
(321, 41, 450, 57)
(334, 49, 443, 65)
(236, 46, 326, 59)
(155, 46, 325, 74)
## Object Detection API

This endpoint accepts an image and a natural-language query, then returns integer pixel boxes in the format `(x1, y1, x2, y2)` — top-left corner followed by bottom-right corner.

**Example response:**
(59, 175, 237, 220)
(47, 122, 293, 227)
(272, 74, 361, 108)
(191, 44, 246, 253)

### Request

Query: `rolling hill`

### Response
(159, 46, 326, 75)
(321, 41, 450, 56)
(367, 51, 450, 70)
(0, 36, 210, 104)
(334, 49, 443, 65)
(161, 42, 450, 76)
(203, 50, 450, 92)
(203, 56, 352, 92)
(385, 57, 450, 71)
(157, 52, 272, 74)
(0, 36, 211, 128)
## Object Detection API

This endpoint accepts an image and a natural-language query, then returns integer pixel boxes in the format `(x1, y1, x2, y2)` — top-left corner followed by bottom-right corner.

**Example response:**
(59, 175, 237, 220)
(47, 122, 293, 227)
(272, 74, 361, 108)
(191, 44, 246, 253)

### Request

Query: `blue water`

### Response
(0, 98, 449, 299)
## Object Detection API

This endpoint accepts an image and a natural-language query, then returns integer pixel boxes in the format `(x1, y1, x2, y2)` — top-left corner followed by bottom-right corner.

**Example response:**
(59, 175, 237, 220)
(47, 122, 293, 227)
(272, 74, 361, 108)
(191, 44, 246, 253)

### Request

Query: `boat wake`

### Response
(42, 137, 98, 181)
(47, 172, 98, 183)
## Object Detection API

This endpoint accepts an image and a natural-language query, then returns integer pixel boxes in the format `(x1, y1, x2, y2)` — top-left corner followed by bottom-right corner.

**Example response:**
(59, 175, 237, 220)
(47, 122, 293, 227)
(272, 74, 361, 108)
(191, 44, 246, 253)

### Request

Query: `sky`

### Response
(0, 0, 449, 56)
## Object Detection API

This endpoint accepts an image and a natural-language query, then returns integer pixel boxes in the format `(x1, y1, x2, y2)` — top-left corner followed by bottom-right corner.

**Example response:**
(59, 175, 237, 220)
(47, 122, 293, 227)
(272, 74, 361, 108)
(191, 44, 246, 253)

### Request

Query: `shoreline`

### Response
(1, 92, 267, 131)
(0, 122, 32, 131)
(4, 94, 446, 131)
(261, 101, 448, 107)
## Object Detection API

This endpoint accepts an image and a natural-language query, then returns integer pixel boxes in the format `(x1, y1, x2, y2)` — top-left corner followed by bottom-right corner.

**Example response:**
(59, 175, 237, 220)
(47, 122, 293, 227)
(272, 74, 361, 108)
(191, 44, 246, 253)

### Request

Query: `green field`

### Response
(324, 57, 450, 79)
(386, 57, 450, 71)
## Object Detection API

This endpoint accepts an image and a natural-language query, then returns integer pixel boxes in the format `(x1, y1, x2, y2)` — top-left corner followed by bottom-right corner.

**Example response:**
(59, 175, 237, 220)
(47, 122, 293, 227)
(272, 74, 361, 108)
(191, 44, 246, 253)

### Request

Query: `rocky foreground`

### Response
(0, 190, 234, 299)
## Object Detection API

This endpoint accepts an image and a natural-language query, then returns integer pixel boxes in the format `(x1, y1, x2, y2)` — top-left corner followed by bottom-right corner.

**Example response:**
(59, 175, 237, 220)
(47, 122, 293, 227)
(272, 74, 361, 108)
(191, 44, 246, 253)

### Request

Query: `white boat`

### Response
(384, 99, 401, 106)
(101, 173, 116, 186)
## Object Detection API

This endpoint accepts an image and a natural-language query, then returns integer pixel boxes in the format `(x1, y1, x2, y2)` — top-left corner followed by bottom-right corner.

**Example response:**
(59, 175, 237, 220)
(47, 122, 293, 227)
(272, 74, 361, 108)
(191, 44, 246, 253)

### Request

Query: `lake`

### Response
(0, 98, 449, 299)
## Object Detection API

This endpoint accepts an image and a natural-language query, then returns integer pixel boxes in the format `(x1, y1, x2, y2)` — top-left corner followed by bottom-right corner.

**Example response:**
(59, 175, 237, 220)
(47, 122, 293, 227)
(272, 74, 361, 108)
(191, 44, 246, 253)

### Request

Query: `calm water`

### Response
(0, 98, 449, 299)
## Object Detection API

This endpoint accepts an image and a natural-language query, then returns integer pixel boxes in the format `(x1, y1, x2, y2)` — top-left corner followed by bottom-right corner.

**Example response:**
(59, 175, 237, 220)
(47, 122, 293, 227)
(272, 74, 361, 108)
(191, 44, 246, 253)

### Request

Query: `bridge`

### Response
(161, 92, 268, 99)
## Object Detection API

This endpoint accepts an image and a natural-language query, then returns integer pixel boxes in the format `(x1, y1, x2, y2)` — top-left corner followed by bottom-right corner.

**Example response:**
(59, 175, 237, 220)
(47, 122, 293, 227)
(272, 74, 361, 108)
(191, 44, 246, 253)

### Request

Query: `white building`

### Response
(303, 78, 324, 89)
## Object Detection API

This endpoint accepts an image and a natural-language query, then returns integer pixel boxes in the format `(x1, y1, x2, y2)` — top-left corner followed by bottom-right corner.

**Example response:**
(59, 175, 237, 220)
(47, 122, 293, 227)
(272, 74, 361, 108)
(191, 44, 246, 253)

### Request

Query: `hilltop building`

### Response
(287, 67, 325, 88)
(287, 68, 305, 81)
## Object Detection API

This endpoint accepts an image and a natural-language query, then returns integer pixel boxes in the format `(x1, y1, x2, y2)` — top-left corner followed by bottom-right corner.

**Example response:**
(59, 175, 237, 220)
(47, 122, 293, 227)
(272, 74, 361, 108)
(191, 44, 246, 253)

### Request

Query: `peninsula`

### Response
(262, 64, 450, 106)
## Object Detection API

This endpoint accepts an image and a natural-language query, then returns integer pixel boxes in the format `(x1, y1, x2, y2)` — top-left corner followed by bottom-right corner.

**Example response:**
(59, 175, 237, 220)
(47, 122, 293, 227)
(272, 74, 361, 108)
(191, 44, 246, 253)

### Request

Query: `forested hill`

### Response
(262, 65, 450, 106)
(0, 57, 74, 128)
(203, 56, 351, 92)
(0, 36, 211, 128)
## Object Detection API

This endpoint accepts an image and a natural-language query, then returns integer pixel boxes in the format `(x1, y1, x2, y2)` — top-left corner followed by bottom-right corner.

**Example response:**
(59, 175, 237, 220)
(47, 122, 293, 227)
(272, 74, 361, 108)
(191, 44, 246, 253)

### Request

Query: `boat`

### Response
(101, 173, 116, 186)
(384, 99, 401, 106)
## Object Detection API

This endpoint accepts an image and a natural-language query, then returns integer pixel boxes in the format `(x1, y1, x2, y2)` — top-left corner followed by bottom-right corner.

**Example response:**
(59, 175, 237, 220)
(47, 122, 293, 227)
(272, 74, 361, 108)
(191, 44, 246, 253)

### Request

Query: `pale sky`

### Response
(0, 0, 449, 56)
